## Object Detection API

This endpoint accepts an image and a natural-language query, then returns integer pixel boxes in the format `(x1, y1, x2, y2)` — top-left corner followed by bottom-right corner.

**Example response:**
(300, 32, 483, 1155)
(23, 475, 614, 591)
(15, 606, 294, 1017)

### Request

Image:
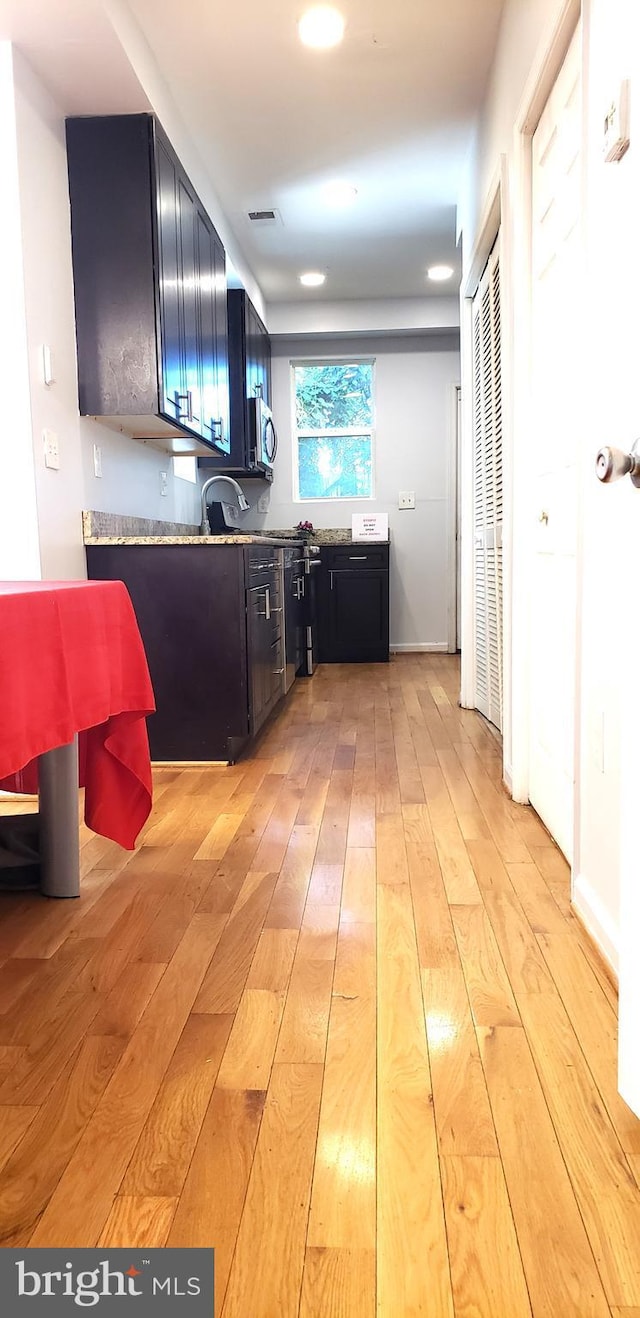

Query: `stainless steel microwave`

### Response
(248, 397, 278, 476)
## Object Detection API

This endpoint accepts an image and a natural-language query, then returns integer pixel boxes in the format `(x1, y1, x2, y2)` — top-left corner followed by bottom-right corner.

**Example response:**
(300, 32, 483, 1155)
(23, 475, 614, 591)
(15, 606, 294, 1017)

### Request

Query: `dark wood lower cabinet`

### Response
(86, 544, 284, 762)
(318, 543, 390, 663)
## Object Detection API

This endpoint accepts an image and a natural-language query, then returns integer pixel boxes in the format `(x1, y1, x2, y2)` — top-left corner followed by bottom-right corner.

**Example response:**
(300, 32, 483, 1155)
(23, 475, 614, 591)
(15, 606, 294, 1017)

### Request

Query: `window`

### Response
(293, 359, 374, 500)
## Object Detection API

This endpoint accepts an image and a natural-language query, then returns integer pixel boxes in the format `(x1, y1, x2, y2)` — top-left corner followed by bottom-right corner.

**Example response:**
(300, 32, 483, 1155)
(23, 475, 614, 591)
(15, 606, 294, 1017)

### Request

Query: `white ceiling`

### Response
(0, 0, 505, 304)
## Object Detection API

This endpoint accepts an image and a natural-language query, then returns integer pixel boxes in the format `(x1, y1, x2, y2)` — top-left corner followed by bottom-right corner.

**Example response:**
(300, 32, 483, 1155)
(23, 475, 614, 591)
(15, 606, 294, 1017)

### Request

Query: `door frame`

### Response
(447, 382, 462, 654)
(460, 0, 582, 801)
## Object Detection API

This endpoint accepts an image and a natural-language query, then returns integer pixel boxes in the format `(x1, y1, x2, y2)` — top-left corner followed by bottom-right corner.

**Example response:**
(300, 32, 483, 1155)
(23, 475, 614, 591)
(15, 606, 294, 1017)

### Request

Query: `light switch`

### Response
(93, 445, 102, 478)
(159, 470, 168, 496)
(258, 492, 270, 513)
(398, 491, 415, 510)
(43, 429, 60, 470)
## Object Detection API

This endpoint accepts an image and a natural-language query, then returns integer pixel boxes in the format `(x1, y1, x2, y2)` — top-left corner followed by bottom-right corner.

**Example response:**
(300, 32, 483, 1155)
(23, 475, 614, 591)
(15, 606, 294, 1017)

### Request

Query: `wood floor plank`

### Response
(340, 847, 376, 924)
(0, 1034, 124, 1245)
(421, 766, 482, 904)
(28, 915, 224, 1246)
(0, 1106, 38, 1175)
(98, 1195, 177, 1247)
(307, 993, 376, 1247)
(537, 933, 640, 1154)
(246, 928, 298, 990)
(299, 1247, 375, 1318)
(517, 990, 640, 1305)
(377, 881, 454, 1318)
(88, 961, 166, 1039)
(275, 955, 333, 1064)
(194, 871, 278, 1014)
(422, 964, 498, 1156)
(480, 886, 555, 994)
(263, 824, 319, 929)
(403, 804, 459, 970)
(167, 1087, 265, 1315)
(215, 988, 285, 1091)
(221, 1064, 323, 1318)
(450, 903, 520, 1027)
(376, 814, 409, 886)
(121, 1012, 233, 1197)
(477, 1023, 610, 1317)
(441, 1155, 532, 1317)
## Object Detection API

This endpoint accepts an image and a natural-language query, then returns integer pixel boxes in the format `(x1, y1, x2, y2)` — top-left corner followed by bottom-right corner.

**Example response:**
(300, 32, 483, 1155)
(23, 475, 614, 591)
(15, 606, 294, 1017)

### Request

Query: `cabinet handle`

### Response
(175, 390, 194, 423)
(348, 555, 367, 560)
(272, 667, 285, 675)
(211, 418, 224, 440)
(265, 586, 270, 620)
(330, 571, 334, 591)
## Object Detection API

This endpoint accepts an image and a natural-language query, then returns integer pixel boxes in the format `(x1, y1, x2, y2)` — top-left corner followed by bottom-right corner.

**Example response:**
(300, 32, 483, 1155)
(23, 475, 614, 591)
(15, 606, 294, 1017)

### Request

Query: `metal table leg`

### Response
(38, 737, 80, 898)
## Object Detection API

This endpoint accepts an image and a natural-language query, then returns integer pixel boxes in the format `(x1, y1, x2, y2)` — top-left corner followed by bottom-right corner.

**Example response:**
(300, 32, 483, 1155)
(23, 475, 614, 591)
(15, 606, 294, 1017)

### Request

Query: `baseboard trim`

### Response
(572, 872, 619, 980)
(390, 642, 449, 653)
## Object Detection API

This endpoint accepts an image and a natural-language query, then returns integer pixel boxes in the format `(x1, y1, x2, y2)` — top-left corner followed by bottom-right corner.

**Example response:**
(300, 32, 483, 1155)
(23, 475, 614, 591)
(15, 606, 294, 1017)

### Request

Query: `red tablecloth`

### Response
(0, 580, 155, 849)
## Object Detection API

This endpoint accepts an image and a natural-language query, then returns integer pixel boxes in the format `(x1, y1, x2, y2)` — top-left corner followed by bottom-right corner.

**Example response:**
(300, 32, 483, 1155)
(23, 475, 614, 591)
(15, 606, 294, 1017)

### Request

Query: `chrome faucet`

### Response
(200, 475, 250, 535)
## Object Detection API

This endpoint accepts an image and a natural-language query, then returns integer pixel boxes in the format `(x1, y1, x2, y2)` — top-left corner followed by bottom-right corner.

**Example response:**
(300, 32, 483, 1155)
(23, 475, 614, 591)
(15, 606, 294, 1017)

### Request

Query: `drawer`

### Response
(321, 544, 389, 571)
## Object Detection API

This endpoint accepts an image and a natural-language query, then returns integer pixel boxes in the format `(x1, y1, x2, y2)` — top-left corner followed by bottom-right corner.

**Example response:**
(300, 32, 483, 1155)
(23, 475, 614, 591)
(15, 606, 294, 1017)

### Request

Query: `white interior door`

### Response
(528, 26, 582, 862)
(472, 239, 503, 730)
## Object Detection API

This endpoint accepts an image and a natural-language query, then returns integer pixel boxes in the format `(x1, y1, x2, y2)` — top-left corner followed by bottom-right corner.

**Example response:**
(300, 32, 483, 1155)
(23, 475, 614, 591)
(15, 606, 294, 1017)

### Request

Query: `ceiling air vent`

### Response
(247, 208, 282, 227)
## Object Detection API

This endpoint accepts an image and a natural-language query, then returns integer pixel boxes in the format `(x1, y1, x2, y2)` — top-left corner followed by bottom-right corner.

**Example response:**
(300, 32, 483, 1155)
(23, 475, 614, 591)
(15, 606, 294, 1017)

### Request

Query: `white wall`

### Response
(248, 334, 460, 650)
(0, 44, 41, 579)
(266, 297, 460, 337)
(458, 0, 638, 965)
(11, 48, 201, 581)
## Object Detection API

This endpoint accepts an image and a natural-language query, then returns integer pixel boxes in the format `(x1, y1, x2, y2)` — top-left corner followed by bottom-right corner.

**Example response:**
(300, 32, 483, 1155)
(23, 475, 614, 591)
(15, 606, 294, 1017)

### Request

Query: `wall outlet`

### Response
(159, 470, 168, 497)
(43, 428, 60, 470)
(257, 492, 270, 513)
(93, 444, 102, 478)
(398, 491, 415, 509)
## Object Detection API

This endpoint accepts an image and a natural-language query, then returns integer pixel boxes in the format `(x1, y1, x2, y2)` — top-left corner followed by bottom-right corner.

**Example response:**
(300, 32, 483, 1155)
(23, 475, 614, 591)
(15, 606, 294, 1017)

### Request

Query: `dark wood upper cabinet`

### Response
(66, 113, 230, 457)
(200, 287, 272, 477)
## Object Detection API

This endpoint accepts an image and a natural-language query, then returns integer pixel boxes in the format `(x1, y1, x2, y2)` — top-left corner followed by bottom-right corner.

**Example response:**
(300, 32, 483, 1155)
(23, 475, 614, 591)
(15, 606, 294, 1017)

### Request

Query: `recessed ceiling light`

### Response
(299, 271, 326, 287)
(323, 180, 358, 208)
(427, 264, 455, 282)
(298, 5, 345, 49)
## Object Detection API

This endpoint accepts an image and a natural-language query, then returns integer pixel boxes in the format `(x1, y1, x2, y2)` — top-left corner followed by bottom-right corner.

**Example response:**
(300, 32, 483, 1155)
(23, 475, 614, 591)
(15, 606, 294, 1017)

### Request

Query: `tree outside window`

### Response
(293, 360, 374, 500)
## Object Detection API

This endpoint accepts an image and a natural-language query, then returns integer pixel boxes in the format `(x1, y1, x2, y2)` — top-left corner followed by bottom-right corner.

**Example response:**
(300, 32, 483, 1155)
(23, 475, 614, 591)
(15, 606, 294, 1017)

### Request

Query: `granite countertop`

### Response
(82, 512, 389, 549)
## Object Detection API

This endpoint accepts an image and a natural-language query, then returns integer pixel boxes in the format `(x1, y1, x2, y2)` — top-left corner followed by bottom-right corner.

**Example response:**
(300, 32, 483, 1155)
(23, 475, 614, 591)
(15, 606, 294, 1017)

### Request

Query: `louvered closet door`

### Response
(472, 238, 503, 731)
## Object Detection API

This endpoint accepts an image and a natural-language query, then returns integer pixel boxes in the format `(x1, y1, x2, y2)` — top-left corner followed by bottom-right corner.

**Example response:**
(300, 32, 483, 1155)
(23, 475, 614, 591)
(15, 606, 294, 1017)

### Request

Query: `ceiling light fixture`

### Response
(298, 5, 345, 49)
(323, 180, 358, 208)
(427, 264, 455, 282)
(299, 271, 326, 287)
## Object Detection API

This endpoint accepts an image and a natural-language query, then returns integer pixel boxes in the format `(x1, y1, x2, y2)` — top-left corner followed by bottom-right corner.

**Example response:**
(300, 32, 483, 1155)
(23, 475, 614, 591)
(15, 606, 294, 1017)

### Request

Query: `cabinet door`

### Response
(213, 231, 230, 454)
(196, 210, 220, 450)
(155, 136, 184, 424)
(323, 569, 389, 662)
(177, 176, 201, 432)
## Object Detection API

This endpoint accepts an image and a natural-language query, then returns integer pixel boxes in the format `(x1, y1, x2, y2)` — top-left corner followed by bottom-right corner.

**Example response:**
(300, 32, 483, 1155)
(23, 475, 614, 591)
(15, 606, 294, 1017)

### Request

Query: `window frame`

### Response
(290, 357, 376, 503)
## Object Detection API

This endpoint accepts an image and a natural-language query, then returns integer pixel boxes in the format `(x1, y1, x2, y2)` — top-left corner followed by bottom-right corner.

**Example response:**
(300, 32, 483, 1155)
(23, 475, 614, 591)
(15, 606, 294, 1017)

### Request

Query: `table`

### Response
(0, 579, 155, 896)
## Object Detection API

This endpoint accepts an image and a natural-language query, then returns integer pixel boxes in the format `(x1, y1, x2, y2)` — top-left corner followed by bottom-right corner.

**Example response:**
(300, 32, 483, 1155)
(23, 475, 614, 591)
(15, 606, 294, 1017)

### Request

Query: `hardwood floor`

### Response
(1, 653, 639, 1315)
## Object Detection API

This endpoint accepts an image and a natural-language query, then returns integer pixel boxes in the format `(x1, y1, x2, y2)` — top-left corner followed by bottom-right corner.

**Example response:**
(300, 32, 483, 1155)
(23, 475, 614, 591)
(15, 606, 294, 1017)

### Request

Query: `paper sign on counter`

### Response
(351, 513, 389, 542)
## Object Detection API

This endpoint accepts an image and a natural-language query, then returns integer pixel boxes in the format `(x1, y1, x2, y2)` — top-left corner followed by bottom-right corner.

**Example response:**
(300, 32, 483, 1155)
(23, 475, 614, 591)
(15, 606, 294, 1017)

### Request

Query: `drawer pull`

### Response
(348, 555, 368, 560)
